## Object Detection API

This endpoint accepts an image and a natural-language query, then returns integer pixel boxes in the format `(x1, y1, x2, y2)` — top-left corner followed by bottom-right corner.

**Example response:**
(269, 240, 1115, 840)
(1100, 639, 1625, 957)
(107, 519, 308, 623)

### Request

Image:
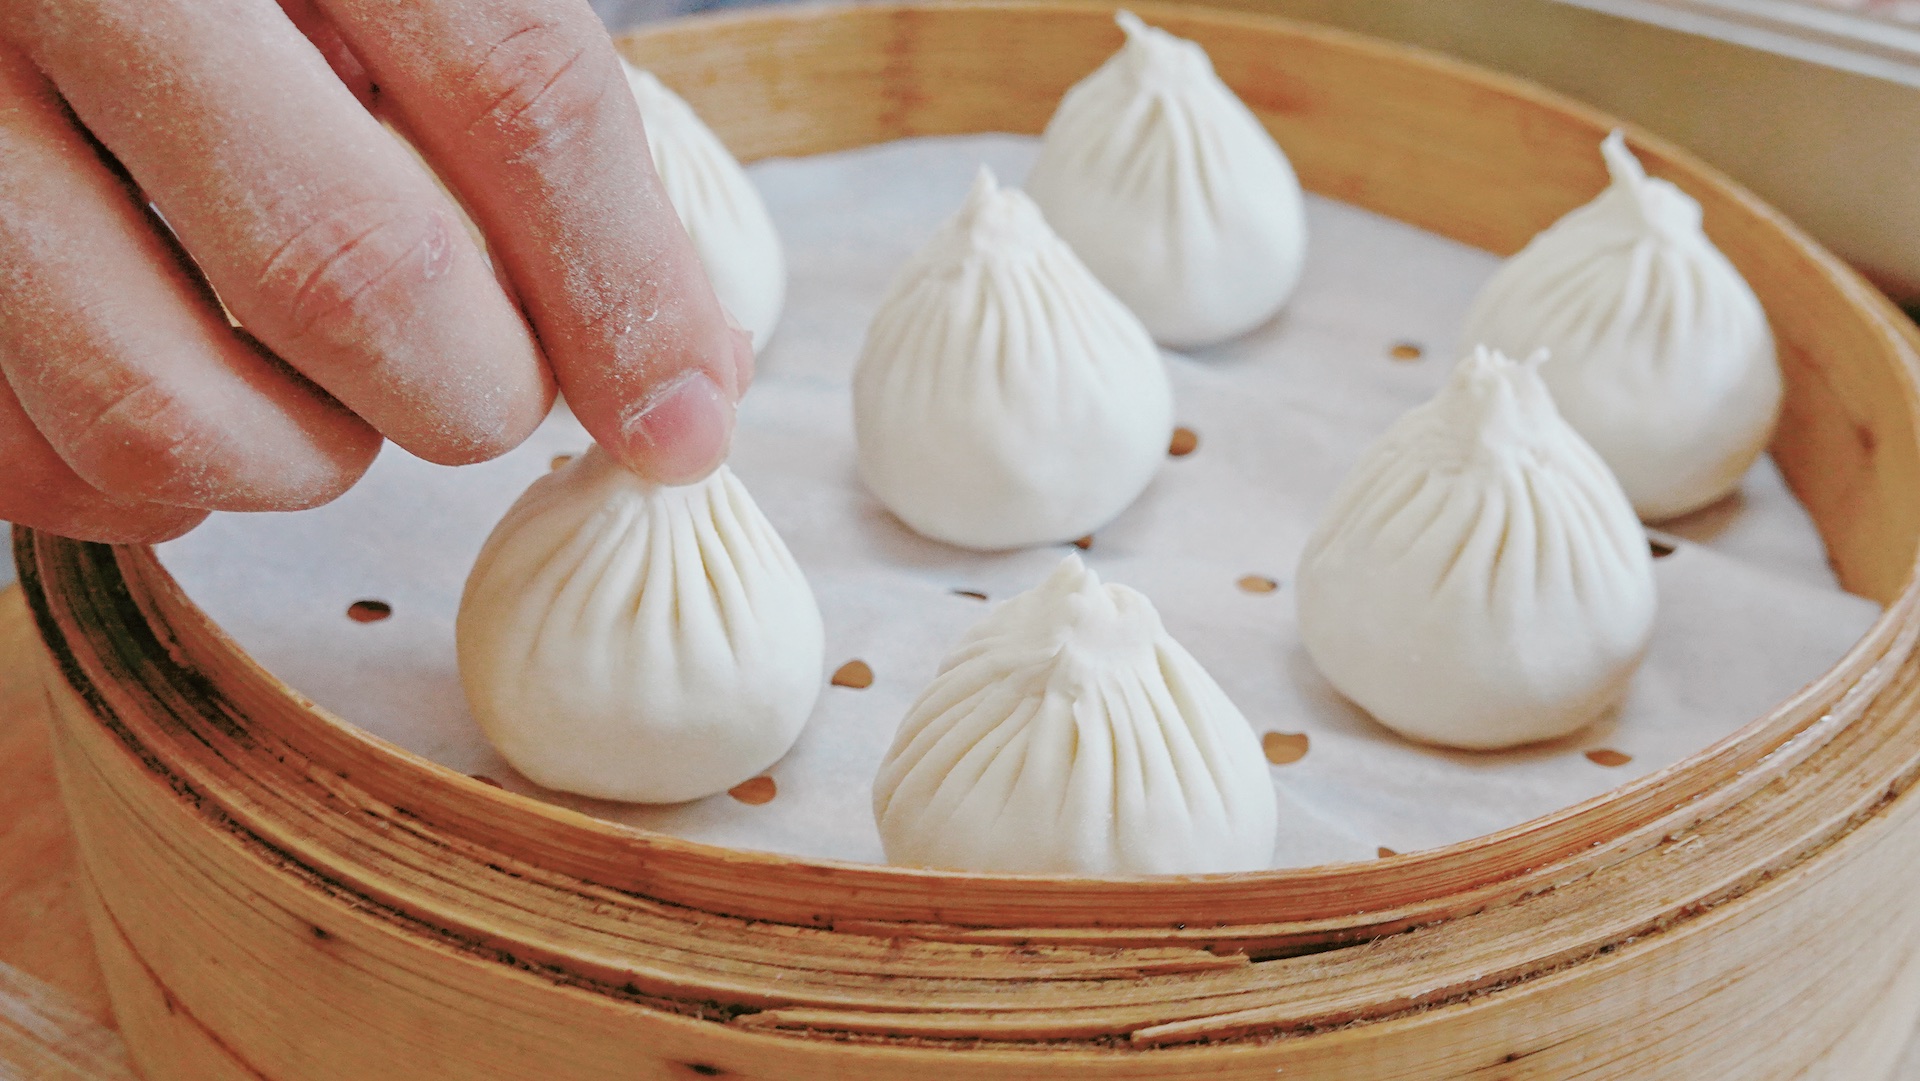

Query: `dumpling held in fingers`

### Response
(874, 555, 1278, 875)
(457, 447, 824, 803)
(1295, 347, 1657, 751)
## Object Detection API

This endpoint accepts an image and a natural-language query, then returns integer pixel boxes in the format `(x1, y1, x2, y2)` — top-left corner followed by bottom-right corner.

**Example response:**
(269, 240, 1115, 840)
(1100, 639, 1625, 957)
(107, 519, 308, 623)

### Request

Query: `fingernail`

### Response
(730, 325, 756, 395)
(618, 370, 734, 485)
(720, 305, 756, 394)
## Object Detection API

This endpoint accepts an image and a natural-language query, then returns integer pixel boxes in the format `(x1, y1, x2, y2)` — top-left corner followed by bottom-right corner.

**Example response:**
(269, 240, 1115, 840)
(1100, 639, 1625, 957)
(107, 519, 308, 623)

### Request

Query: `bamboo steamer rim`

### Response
(20, 0, 1920, 1053)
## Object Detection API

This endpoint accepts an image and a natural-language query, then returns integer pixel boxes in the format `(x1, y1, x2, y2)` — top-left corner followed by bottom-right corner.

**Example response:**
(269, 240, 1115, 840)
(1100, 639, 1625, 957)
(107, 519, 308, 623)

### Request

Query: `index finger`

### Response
(316, 0, 752, 484)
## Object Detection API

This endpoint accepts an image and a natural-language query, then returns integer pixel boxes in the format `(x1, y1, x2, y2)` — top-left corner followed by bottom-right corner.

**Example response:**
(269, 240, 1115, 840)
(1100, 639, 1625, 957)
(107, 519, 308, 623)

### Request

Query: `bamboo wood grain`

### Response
(17, 3, 1920, 1078)
(30, 536, 1920, 1078)
(0, 587, 110, 1026)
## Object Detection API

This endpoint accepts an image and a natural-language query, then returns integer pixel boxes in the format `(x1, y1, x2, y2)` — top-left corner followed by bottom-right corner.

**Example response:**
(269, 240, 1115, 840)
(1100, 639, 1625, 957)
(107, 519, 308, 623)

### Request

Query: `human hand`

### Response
(0, 0, 752, 544)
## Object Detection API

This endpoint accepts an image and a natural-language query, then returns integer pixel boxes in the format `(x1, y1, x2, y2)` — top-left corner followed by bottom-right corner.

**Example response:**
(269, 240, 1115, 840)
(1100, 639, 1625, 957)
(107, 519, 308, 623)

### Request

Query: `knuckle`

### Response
(457, 18, 618, 162)
(255, 197, 457, 350)
(51, 377, 366, 512)
(0, 450, 204, 546)
(56, 377, 225, 505)
(0, 382, 204, 543)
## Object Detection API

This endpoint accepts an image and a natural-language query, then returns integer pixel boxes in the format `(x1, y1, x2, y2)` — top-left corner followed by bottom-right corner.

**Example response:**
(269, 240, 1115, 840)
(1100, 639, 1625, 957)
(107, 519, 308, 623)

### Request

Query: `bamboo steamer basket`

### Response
(18, 2, 1920, 1077)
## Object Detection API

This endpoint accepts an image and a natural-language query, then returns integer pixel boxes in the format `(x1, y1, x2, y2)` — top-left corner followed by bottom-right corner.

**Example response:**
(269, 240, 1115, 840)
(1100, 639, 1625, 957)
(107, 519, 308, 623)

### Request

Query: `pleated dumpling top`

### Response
(874, 555, 1278, 875)
(853, 167, 1172, 551)
(1025, 11, 1308, 349)
(1461, 132, 1779, 520)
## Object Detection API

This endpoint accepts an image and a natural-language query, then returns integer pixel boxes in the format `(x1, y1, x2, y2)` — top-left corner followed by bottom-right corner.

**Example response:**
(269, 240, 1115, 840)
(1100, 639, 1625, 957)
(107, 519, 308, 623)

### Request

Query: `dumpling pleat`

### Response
(1459, 135, 1777, 519)
(874, 559, 1276, 874)
(458, 453, 822, 802)
(1296, 349, 1657, 748)
(852, 168, 1173, 549)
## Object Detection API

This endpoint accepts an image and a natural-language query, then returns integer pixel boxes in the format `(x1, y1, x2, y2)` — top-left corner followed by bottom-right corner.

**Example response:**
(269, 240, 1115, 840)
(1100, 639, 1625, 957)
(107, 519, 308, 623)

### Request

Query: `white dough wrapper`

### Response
(1461, 131, 1781, 521)
(874, 555, 1279, 875)
(1296, 347, 1657, 750)
(457, 448, 824, 803)
(625, 61, 787, 353)
(1025, 10, 1307, 349)
(853, 167, 1173, 551)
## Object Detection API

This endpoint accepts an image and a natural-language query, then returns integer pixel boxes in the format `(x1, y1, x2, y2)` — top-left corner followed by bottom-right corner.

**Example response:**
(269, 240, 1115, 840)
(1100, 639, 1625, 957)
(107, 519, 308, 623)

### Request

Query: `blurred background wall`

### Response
(1197, 0, 1920, 303)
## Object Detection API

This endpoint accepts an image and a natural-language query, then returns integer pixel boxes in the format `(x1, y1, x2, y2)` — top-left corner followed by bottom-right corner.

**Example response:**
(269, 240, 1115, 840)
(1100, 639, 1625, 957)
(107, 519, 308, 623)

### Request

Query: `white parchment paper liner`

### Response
(160, 135, 1878, 869)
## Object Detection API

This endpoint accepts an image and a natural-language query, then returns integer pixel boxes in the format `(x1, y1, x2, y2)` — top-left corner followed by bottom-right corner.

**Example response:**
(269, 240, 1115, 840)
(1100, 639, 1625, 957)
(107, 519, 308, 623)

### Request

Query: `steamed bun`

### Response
(1461, 132, 1779, 520)
(457, 448, 823, 803)
(874, 556, 1277, 875)
(1025, 11, 1307, 349)
(853, 168, 1172, 551)
(1296, 347, 1657, 749)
